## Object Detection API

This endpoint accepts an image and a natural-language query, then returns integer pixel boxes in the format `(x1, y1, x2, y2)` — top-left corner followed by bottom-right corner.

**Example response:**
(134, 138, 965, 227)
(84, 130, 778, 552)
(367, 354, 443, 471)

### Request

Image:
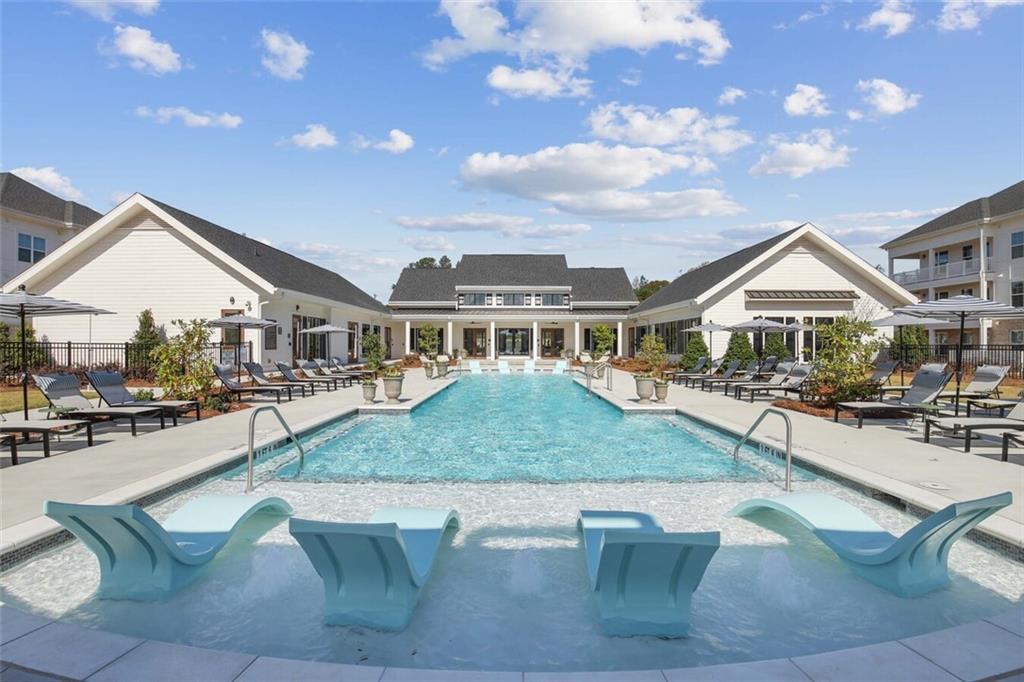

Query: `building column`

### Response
(489, 321, 496, 360)
(887, 255, 895, 277)
(616, 321, 623, 357)
(404, 321, 411, 357)
(573, 320, 580, 358)
(532, 320, 539, 359)
(446, 320, 453, 356)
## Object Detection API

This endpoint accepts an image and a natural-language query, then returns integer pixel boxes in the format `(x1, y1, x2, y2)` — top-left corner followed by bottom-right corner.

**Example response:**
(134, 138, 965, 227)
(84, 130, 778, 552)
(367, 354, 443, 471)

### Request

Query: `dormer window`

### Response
(541, 293, 564, 306)
(502, 293, 525, 306)
(463, 293, 486, 305)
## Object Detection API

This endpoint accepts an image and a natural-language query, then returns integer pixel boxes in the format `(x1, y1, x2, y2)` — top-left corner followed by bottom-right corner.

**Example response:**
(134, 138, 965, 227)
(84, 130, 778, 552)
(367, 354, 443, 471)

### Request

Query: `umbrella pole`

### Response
(236, 323, 243, 382)
(954, 312, 965, 416)
(899, 325, 905, 386)
(20, 303, 29, 421)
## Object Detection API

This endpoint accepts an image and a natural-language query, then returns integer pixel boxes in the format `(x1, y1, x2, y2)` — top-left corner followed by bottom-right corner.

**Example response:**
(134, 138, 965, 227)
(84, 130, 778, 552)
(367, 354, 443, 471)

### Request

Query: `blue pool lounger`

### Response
(468, 360, 482, 374)
(290, 507, 460, 630)
(577, 510, 720, 637)
(44, 495, 293, 600)
(497, 360, 510, 374)
(728, 491, 1012, 597)
(553, 360, 567, 374)
(523, 359, 536, 374)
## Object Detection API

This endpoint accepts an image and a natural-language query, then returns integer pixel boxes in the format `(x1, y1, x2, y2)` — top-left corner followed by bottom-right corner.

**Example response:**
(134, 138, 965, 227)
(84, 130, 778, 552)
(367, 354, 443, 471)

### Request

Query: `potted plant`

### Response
(416, 323, 440, 378)
(635, 332, 667, 404)
(361, 375, 377, 404)
(435, 353, 449, 378)
(591, 324, 615, 379)
(382, 365, 404, 404)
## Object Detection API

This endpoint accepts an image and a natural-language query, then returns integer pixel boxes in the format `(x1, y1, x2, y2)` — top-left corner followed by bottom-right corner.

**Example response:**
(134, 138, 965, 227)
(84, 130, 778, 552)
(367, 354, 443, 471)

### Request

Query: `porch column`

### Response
(573, 319, 580, 358)
(532, 320, 539, 359)
(489, 321, 496, 360)
(446, 320, 453, 355)
(616, 321, 623, 357)
(404, 321, 411, 356)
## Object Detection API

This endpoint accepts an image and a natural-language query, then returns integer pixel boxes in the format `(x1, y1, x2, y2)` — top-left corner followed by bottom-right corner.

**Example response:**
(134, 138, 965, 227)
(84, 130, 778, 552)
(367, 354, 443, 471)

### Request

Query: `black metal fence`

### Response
(0, 341, 252, 384)
(891, 343, 1024, 379)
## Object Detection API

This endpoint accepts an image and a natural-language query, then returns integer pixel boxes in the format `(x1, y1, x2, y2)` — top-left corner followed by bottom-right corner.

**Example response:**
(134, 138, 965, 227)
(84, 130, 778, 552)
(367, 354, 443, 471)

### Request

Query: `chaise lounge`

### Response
(835, 367, 951, 428)
(0, 413, 93, 464)
(734, 363, 812, 403)
(243, 362, 312, 397)
(34, 373, 165, 436)
(729, 491, 1012, 596)
(86, 370, 200, 425)
(924, 400, 1024, 456)
(214, 364, 294, 403)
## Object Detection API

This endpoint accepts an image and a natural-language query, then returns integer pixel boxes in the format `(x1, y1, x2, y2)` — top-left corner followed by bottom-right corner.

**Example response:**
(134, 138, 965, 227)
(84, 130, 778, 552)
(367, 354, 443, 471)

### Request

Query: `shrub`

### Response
(204, 394, 232, 413)
(722, 331, 757, 364)
(894, 324, 931, 366)
(131, 309, 164, 346)
(637, 333, 667, 377)
(417, 323, 439, 358)
(362, 332, 385, 372)
(151, 319, 215, 401)
(805, 316, 886, 406)
(763, 333, 790, 360)
(592, 324, 616, 356)
(0, 321, 48, 376)
(132, 388, 155, 401)
(678, 331, 708, 370)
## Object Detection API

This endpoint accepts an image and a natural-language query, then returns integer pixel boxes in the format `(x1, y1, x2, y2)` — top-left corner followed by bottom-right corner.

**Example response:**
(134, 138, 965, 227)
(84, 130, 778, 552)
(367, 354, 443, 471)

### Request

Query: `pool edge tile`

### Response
(86, 640, 256, 682)
(380, 667, 521, 682)
(0, 622, 143, 681)
(0, 605, 52, 646)
(899, 621, 1024, 681)
(662, 658, 811, 681)
(790, 641, 959, 681)
(235, 656, 385, 682)
(525, 670, 664, 681)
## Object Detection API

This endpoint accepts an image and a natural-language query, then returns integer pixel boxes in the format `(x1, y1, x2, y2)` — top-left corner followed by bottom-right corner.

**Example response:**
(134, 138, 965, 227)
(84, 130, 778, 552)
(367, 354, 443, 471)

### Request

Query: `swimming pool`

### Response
(2, 374, 1021, 672)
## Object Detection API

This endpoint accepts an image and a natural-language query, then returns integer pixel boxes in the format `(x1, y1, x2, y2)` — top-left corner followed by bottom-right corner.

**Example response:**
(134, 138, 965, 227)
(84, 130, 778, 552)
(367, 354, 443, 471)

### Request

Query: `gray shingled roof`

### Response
(630, 226, 804, 315)
(146, 196, 388, 313)
(882, 180, 1024, 248)
(390, 308, 630, 317)
(389, 254, 637, 306)
(1, 172, 102, 228)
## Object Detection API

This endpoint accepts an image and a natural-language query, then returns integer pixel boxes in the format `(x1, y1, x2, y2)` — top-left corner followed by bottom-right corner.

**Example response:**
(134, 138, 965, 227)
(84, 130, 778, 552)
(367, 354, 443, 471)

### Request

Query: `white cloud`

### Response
(403, 235, 457, 251)
(717, 86, 746, 106)
(260, 28, 311, 80)
(750, 129, 852, 178)
(719, 220, 805, 240)
(847, 109, 864, 121)
(783, 84, 831, 117)
(833, 206, 952, 221)
(282, 241, 400, 273)
(284, 123, 338, 150)
(110, 190, 133, 206)
(859, 0, 914, 37)
(354, 129, 415, 154)
(68, 0, 158, 22)
(856, 78, 921, 116)
(937, 0, 1024, 31)
(827, 224, 912, 244)
(394, 212, 591, 238)
(587, 101, 752, 155)
(107, 25, 180, 75)
(786, 193, 800, 199)
(487, 64, 592, 99)
(774, 3, 833, 30)
(619, 68, 642, 87)
(10, 167, 84, 201)
(460, 141, 742, 220)
(135, 105, 242, 129)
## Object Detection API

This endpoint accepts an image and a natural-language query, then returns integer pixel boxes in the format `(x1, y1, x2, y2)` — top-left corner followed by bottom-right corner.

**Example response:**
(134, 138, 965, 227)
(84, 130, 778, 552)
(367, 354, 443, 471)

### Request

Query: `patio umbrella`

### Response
(894, 295, 1024, 415)
(298, 323, 351, 361)
(207, 315, 276, 380)
(0, 286, 113, 419)
(871, 313, 951, 386)
(687, 322, 726, 357)
(727, 318, 791, 358)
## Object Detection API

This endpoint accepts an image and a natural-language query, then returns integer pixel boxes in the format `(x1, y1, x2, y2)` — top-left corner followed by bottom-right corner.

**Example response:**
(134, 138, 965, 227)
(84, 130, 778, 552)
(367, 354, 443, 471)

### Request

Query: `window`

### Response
(937, 291, 949, 300)
(935, 251, 949, 266)
(17, 233, 45, 263)
(1013, 281, 1024, 308)
(1014, 232, 1024, 259)
(463, 293, 486, 306)
(502, 293, 525, 306)
(541, 294, 564, 306)
(962, 245, 974, 261)
(1011, 330, 1024, 348)
(961, 287, 973, 296)
(264, 325, 278, 350)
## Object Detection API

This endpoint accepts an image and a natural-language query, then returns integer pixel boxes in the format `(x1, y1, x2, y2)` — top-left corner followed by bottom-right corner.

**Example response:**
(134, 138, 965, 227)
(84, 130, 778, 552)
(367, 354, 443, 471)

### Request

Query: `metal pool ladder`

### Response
(246, 405, 305, 493)
(584, 361, 613, 396)
(733, 408, 793, 492)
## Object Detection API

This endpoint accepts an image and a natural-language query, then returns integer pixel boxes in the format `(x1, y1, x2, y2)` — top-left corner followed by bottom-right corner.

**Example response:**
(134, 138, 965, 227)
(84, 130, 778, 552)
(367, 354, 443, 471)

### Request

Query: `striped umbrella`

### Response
(687, 322, 726, 357)
(895, 295, 1024, 415)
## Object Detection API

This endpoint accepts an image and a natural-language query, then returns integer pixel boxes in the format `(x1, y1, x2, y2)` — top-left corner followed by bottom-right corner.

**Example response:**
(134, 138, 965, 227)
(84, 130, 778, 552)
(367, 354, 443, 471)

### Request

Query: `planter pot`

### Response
(362, 383, 377, 404)
(634, 376, 655, 404)
(383, 376, 404, 404)
(423, 364, 434, 379)
(654, 382, 669, 402)
(436, 362, 449, 378)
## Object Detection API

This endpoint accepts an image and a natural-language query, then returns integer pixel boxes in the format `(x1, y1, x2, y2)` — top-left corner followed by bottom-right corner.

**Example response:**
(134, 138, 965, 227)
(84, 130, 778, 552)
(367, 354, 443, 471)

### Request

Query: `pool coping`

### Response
(1, 602, 1021, 681)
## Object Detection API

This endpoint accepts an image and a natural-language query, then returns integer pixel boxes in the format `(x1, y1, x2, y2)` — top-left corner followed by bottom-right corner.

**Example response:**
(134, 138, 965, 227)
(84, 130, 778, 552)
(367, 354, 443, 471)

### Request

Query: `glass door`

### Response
(463, 328, 487, 357)
(497, 328, 530, 355)
(541, 328, 564, 357)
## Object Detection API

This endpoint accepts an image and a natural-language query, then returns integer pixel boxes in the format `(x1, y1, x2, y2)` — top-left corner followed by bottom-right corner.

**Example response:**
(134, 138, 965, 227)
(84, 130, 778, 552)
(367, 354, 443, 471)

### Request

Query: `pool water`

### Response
(264, 374, 796, 483)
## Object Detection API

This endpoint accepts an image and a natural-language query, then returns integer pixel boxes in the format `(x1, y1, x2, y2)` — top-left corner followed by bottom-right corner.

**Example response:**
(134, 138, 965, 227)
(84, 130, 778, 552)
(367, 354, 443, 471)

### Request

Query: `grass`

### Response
(0, 387, 99, 413)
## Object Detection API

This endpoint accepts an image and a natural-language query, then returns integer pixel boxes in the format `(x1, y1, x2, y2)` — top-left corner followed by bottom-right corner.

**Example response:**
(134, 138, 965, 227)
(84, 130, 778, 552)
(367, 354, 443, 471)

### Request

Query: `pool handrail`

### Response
(733, 407, 792, 492)
(247, 405, 305, 492)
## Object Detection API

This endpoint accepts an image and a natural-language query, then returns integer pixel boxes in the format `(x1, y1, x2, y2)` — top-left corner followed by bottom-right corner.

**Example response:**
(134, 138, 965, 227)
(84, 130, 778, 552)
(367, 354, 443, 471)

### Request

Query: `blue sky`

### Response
(3, 0, 1022, 300)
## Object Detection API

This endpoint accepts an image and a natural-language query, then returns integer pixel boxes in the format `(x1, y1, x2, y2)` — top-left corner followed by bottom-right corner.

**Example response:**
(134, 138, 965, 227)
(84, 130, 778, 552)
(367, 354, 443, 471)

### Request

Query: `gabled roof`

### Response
(145, 197, 388, 313)
(630, 227, 801, 314)
(388, 254, 637, 305)
(0, 172, 102, 228)
(882, 180, 1024, 248)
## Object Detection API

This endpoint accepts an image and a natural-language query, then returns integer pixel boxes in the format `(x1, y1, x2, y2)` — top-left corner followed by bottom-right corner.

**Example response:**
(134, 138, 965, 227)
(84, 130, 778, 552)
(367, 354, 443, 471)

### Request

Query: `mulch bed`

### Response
(198, 401, 252, 420)
(771, 399, 917, 421)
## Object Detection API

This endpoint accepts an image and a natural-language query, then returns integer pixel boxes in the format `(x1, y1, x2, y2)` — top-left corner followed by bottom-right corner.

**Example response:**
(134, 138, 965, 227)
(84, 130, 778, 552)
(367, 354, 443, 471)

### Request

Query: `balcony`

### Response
(892, 258, 991, 287)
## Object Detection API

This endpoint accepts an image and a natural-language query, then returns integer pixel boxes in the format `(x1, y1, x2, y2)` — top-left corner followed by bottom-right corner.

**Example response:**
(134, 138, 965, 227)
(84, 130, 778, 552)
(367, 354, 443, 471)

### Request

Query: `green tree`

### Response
(362, 331, 384, 372)
(637, 332, 667, 377)
(762, 333, 790, 360)
(416, 323, 439, 358)
(408, 257, 439, 269)
(722, 331, 757, 364)
(439, 255, 452, 268)
(0, 321, 47, 371)
(151, 319, 215, 401)
(895, 324, 930, 365)
(678, 331, 709, 370)
(591, 324, 616, 356)
(131, 309, 164, 346)
(632, 275, 670, 301)
(806, 316, 886, 405)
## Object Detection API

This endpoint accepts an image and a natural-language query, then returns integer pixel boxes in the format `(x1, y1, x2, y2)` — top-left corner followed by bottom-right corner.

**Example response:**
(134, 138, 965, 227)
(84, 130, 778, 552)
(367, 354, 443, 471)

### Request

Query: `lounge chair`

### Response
(934, 364, 1010, 405)
(0, 414, 92, 464)
(86, 370, 200, 425)
(924, 400, 1024, 454)
(671, 357, 709, 385)
(316, 358, 369, 381)
(755, 355, 779, 378)
(836, 368, 951, 428)
(869, 359, 899, 386)
(523, 359, 536, 374)
(729, 491, 1012, 597)
(328, 357, 376, 380)
(497, 360, 510, 374)
(577, 510, 719, 637)
(243, 362, 312, 397)
(699, 359, 758, 393)
(681, 359, 726, 388)
(275, 362, 338, 391)
(214, 364, 293, 403)
(33, 373, 165, 436)
(878, 363, 948, 399)
(290, 507, 460, 630)
(728, 361, 794, 398)
(552, 360, 567, 374)
(735, 363, 813, 403)
(298, 360, 351, 389)
(468, 360, 482, 374)
(45, 494, 292, 599)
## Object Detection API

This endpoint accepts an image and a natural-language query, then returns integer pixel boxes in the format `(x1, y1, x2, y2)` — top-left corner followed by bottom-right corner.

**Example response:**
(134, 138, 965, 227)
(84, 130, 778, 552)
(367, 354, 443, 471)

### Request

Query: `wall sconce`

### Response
(296, 304, 300, 311)
(229, 296, 235, 305)
(246, 301, 252, 311)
